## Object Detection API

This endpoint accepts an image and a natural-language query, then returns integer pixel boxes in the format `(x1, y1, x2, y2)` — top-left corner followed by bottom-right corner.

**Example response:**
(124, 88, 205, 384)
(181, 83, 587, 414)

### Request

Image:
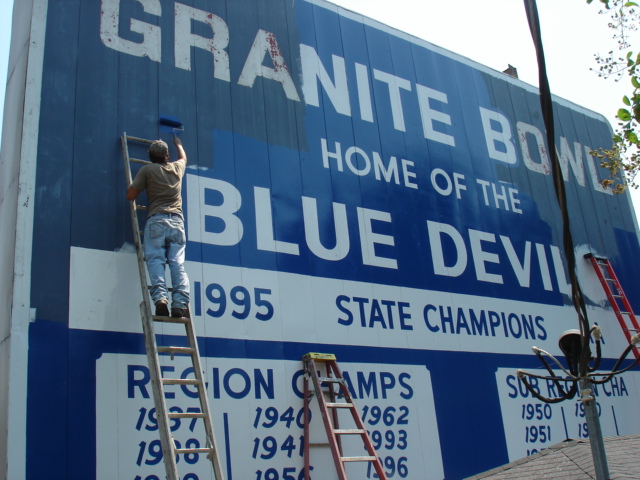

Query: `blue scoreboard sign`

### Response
(2, 0, 640, 479)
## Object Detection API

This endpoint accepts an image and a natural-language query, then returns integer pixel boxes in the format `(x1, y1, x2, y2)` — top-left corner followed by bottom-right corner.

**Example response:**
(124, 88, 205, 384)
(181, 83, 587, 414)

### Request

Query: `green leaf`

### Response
(624, 95, 632, 105)
(633, 76, 640, 89)
(624, 1, 638, 6)
(618, 108, 632, 121)
(627, 131, 639, 144)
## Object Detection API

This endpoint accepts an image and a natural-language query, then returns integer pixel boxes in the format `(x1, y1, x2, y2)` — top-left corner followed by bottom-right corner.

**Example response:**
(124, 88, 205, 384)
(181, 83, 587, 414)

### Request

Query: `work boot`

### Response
(155, 300, 169, 317)
(171, 306, 189, 318)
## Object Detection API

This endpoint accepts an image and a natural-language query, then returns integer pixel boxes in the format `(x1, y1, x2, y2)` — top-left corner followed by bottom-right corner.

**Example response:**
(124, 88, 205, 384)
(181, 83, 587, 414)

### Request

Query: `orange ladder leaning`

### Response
(302, 353, 388, 480)
(585, 253, 640, 359)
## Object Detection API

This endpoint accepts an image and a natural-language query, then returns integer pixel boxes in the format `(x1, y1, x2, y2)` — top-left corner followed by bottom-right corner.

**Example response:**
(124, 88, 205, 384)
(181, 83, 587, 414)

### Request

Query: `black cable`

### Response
(589, 345, 640, 383)
(534, 350, 577, 396)
(518, 373, 578, 402)
(523, 0, 592, 377)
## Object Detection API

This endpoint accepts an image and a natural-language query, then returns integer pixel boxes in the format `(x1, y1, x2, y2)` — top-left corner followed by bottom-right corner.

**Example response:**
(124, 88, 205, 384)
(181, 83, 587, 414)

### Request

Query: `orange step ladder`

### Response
(585, 253, 640, 358)
(302, 353, 388, 480)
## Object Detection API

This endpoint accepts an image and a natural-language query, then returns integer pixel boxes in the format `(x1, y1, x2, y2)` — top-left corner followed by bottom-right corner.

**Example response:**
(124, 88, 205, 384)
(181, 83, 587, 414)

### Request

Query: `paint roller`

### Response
(159, 114, 184, 135)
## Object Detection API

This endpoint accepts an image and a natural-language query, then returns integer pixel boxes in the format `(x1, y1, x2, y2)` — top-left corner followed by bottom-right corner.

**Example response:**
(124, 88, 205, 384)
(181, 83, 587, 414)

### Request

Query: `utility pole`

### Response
(581, 379, 609, 480)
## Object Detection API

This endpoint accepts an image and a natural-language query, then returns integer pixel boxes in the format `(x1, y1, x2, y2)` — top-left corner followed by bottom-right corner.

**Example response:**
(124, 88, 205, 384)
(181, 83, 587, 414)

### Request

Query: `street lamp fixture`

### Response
(517, 327, 640, 480)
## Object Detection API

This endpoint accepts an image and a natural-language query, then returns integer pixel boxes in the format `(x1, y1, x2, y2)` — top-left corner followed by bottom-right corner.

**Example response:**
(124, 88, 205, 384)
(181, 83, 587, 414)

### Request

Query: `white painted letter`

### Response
(416, 84, 455, 146)
(355, 63, 374, 122)
(373, 152, 400, 184)
(469, 229, 503, 284)
(536, 244, 553, 291)
(584, 145, 614, 195)
(517, 121, 550, 174)
(402, 160, 418, 189)
(373, 69, 412, 132)
(302, 197, 350, 261)
(345, 146, 371, 176)
(500, 236, 531, 287)
(357, 208, 397, 269)
(479, 107, 517, 164)
(557, 137, 585, 186)
(186, 174, 243, 246)
(300, 44, 350, 115)
(551, 245, 571, 295)
(321, 138, 343, 170)
(427, 221, 467, 277)
(254, 187, 300, 255)
(174, 3, 230, 82)
(100, 0, 161, 62)
(239, 30, 300, 101)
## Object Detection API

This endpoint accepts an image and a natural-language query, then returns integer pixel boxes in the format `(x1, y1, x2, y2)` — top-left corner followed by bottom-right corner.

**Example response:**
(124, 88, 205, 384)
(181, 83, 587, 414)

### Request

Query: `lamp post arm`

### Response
(516, 370, 578, 403)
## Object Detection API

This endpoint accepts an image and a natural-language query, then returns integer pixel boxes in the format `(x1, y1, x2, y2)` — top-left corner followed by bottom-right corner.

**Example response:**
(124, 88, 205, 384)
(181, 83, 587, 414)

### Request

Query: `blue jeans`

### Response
(144, 213, 190, 309)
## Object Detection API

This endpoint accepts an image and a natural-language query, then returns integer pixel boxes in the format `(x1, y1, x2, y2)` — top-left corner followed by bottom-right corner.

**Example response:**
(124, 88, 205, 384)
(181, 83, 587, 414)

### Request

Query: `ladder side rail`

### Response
(328, 361, 361, 427)
(307, 358, 349, 480)
(603, 263, 640, 333)
(597, 275, 633, 341)
(140, 304, 180, 480)
(325, 361, 344, 456)
(182, 320, 225, 480)
(590, 257, 633, 340)
(328, 361, 388, 480)
(588, 257, 640, 359)
(607, 287, 640, 360)
(122, 134, 152, 309)
(303, 372, 312, 480)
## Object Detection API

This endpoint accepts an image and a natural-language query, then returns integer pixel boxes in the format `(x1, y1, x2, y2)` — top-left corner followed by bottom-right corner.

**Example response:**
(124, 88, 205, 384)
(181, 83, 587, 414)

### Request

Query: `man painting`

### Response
(127, 136, 190, 318)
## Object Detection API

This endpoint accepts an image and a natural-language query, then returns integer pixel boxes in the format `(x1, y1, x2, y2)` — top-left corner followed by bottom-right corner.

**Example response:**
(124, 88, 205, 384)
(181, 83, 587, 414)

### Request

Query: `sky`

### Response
(0, 0, 638, 212)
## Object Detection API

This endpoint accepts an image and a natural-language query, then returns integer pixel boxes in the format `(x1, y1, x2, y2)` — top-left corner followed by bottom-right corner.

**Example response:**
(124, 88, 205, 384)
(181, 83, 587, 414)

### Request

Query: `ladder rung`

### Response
(319, 377, 344, 384)
(341, 456, 377, 462)
(153, 315, 189, 324)
(149, 285, 175, 291)
(162, 378, 201, 386)
(333, 429, 365, 435)
(175, 447, 213, 455)
(157, 346, 195, 355)
(168, 412, 206, 419)
(125, 135, 153, 144)
(131, 157, 151, 165)
(304, 352, 337, 361)
(326, 402, 353, 408)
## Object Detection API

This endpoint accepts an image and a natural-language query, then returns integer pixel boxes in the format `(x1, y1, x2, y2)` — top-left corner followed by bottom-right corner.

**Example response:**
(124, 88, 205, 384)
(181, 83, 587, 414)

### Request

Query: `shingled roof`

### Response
(464, 434, 640, 480)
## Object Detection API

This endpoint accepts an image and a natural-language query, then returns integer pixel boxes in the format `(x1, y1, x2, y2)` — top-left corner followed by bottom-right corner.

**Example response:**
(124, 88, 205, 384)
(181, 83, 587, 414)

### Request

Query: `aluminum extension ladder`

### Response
(302, 353, 388, 480)
(585, 253, 640, 359)
(122, 133, 224, 480)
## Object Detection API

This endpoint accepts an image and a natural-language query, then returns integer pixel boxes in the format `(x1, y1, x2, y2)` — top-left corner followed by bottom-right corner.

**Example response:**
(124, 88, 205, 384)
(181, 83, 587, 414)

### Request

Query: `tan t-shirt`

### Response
(130, 159, 187, 217)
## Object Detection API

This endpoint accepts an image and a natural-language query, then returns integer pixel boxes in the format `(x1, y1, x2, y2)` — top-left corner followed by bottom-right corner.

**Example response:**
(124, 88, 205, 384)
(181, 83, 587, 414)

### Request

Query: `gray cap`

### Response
(149, 140, 169, 158)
